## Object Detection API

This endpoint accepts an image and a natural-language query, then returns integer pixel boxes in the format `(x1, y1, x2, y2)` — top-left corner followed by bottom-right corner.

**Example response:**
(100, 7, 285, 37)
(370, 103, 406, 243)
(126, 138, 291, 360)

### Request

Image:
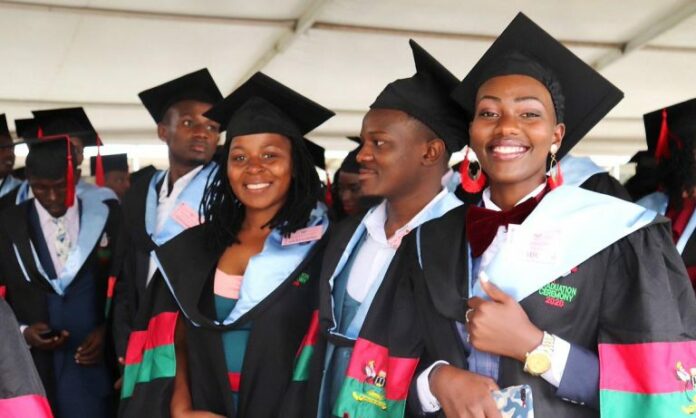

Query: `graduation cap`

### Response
(339, 147, 361, 174)
(347, 136, 361, 144)
(0, 114, 16, 148)
(24, 135, 78, 207)
(139, 68, 223, 123)
(370, 39, 468, 153)
(451, 13, 624, 159)
(203, 72, 334, 140)
(14, 118, 39, 139)
(31, 107, 107, 186)
(90, 153, 128, 176)
(643, 98, 696, 162)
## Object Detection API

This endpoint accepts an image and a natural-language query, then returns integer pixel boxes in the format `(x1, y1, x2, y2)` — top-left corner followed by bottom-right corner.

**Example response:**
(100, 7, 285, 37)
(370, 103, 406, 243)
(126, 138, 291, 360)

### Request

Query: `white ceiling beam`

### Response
(0, 0, 293, 27)
(592, 1, 696, 70)
(237, 0, 332, 84)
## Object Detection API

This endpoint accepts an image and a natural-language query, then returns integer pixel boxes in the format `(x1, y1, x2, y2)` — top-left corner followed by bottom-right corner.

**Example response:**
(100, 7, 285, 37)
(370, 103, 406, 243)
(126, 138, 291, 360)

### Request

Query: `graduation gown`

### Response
(112, 163, 217, 358)
(119, 217, 329, 418)
(0, 299, 53, 418)
(0, 195, 120, 418)
(353, 187, 696, 417)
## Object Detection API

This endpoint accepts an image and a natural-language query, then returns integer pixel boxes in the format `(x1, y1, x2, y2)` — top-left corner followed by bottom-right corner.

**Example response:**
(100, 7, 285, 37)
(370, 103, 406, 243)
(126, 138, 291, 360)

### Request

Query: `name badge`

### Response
(506, 224, 563, 266)
(171, 203, 201, 229)
(281, 225, 323, 246)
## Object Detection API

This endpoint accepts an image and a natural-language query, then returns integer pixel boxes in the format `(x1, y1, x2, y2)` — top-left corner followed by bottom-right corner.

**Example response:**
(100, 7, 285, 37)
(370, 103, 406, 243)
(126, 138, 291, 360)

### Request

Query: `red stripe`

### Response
(0, 285, 6, 299)
(0, 394, 53, 418)
(124, 311, 178, 365)
(599, 341, 696, 394)
(227, 372, 241, 392)
(106, 276, 117, 298)
(345, 338, 418, 401)
(295, 310, 319, 357)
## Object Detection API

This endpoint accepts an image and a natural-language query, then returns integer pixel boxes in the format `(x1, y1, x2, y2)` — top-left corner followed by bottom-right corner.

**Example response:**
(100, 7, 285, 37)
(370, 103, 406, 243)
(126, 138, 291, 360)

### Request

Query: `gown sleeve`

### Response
(597, 219, 696, 417)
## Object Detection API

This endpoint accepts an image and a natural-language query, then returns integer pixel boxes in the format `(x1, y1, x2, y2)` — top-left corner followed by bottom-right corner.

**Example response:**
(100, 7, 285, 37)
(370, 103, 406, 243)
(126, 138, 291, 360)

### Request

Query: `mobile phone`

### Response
(39, 329, 61, 339)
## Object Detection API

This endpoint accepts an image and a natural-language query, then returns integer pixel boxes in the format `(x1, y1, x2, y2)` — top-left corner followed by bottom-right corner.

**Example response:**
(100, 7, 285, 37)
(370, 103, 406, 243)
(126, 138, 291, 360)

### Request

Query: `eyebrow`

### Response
(478, 95, 544, 105)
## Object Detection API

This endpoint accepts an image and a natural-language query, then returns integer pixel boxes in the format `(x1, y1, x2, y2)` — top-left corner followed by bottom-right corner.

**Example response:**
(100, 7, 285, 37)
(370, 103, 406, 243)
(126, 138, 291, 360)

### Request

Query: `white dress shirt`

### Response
(417, 183, 571, 413)
(146, 166, 204, 284)
(34, 196, 79, 276)
(345, 188, 450, 302)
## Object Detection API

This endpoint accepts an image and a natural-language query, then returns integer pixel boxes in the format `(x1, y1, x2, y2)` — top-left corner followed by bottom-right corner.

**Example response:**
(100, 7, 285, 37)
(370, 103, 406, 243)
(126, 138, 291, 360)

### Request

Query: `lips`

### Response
(190, 143, 207, 153)
(358, 168, 377, 180)
(487, 139, 530, 161)
(244, 182, 271, 191)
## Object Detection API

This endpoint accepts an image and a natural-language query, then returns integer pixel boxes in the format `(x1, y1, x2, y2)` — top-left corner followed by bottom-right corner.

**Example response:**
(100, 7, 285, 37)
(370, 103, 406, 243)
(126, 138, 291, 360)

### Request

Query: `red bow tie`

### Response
(465, 190, 546, 258)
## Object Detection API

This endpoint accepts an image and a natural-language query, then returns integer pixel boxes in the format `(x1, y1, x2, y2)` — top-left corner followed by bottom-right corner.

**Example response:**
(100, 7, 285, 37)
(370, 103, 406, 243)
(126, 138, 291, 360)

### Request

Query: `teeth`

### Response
(493, 146, 526, 154)
(246, 183, 270, 190)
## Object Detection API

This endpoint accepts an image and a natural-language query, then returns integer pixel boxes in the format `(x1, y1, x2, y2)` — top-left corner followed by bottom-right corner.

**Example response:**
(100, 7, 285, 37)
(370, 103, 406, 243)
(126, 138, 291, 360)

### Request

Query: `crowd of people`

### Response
(1, 12, 696, 418)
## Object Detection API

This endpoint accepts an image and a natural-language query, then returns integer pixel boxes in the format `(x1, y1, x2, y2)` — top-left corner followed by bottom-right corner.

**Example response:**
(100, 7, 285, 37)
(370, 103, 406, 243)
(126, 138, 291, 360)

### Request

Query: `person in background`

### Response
(0, 114, 22, 199)
(91, 153, 131, 201)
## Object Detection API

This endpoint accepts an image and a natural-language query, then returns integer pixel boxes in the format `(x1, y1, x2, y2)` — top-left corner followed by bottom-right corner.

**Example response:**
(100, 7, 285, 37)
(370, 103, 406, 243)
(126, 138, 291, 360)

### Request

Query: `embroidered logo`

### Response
(676, 361, 696, 414)
(292, 272, 310, 287)
(539, 281, 577, 308)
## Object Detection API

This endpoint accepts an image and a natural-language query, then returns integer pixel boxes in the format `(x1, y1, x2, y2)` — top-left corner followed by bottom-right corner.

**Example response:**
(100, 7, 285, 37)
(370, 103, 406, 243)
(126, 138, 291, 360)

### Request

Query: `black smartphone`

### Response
(39, 329, 61, 339)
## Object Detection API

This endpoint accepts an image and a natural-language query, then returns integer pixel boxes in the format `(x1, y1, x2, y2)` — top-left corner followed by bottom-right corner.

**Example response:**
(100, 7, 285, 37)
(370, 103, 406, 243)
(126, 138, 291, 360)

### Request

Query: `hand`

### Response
(467, 277, 543, 362)
(430, 365, 501, 418)
(75, 324, 105, 366)
(23, 322, 69, 350)
(173, 409, 226, 418)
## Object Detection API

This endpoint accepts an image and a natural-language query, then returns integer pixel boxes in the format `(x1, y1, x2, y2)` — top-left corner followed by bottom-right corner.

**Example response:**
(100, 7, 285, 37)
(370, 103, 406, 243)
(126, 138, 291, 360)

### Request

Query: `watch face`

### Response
(526, 353, 552, 375)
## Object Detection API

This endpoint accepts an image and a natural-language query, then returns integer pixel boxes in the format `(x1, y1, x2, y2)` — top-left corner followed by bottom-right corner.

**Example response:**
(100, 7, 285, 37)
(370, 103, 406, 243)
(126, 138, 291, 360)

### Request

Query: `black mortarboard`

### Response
(25, 137, 76, 180)
(139, 68, 223, 123)
(347, 136, 361, 144)
(339, 147, 361, 174)
(0, 114, 17, 148)
(91, 153, 128, 176)
(129, 165, 157, 186)
(303, 138, 326, 170)
(451, 13, 624, 159)
(15, 118, 39, 139)
(31, 107, 99, 146)
(370, 39, 468, 153)
(203, 72, 334, 140)
(643, 98, 696, 161)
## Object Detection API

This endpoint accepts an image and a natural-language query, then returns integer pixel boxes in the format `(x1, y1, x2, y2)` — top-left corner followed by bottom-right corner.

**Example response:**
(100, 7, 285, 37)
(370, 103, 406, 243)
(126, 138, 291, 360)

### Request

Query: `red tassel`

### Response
(655, 108, 670, 161)
(460, 148, 486, 193)
(95, 136, 105, 187)
(548, 160, 564, 190)
(324, 170, 333, 207)
(37, 126, 44, 139)
(64, 136, 75, 208)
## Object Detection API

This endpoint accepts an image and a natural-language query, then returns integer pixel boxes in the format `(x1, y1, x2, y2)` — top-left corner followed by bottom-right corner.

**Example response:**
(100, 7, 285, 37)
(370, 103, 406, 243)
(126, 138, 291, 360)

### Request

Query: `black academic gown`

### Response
(383, 204, 696, 417)
(111, 170, 159, 357)
(119, 224, 328, 418)
(0, 197, 121, 418)
(0, 299, 53, 418)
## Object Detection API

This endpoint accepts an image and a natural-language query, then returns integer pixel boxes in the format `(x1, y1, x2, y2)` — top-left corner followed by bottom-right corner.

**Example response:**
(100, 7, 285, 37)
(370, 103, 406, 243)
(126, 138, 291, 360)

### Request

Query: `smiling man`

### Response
(112, 68, 223, 365)
(298, 40, 468, 418)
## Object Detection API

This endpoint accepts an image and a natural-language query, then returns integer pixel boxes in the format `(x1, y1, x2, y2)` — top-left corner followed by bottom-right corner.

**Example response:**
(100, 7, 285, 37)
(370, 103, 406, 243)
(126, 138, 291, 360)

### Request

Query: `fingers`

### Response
(467, 297, 485, 309)
(479, 275, 511, 304)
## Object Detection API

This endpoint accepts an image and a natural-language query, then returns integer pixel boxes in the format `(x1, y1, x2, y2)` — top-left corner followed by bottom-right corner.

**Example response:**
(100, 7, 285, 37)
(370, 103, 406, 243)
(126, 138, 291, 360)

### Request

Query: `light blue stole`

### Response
(637, 190, 696, 255)
(0, 175, 22, 198)
(155, 203, 329, 326)
(76, 179, 118, 201)
(470, 186, 657, 302)
(145, 163, 217, 246)
(14, 181, 30, 204)
(559, 154, 606, 187)
(13, 192, 110, 295)
(327, 191, 463, 340)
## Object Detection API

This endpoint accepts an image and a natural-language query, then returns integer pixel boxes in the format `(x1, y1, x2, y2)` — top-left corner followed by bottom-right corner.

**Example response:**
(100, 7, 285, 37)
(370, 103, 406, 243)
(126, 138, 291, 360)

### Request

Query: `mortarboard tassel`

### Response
(655, 108, 670, 162)
(64, 136, 76, 208)
(324, 170, 333, 207)
(94, 136, 105, 187)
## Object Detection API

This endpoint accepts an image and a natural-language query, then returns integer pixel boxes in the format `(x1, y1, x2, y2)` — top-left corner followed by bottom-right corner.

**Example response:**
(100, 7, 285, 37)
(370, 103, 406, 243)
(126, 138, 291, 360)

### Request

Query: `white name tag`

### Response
(506, 224, 563, 266)
(281, 225, 323, 246)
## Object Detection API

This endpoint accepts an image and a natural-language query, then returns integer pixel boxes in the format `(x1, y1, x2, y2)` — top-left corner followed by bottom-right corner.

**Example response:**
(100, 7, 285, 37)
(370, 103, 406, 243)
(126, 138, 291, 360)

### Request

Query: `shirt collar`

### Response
(35, 195, 79, 228)
(481, 182, 546, 212)
(363, 187, 450, 245)
(160, 165, 204, 200)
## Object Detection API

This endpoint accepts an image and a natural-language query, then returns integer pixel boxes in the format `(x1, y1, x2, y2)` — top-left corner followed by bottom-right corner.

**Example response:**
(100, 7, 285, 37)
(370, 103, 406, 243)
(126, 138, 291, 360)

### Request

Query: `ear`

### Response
(157, 123, 169, 143)
(423, 138, 446, 167)
(552, 122, 565, 151)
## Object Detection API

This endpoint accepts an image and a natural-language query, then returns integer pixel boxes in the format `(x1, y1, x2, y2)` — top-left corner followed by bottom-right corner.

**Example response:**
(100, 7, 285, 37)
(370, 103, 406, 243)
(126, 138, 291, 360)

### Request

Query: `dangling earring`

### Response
(460, 146, 487, 193)
(548, 144, 563, 190)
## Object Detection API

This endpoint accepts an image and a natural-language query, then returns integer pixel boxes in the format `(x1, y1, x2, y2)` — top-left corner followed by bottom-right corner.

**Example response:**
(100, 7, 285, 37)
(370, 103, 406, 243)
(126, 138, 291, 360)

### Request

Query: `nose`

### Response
(494, 111, 520, 137)
(356, 144, 372, 164)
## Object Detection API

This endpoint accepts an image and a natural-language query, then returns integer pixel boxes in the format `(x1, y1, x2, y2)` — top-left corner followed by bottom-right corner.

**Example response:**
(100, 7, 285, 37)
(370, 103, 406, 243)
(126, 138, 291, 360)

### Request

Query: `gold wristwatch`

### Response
(523, 331, 555, 376)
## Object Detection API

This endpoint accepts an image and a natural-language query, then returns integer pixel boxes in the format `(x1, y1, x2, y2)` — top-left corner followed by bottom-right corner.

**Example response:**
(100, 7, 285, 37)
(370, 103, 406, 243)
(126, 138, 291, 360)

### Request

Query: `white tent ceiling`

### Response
(2, 0, 696, 171)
